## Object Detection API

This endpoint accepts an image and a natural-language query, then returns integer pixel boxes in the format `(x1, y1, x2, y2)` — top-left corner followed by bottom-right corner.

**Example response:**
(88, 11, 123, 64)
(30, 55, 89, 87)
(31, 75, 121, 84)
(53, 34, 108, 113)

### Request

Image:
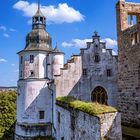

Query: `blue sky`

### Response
(0, 0, 139, 86)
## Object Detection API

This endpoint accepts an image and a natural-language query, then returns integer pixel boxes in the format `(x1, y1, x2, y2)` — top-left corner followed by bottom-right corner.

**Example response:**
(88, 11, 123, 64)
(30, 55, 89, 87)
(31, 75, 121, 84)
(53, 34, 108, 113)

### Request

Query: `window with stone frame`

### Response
(107, 69, 112, 77)
(95, 54, 100, 63)
(30, 55, 34, 63)
(83, 69, 87, 76)
(131, 32, 139, 46)
(39, 111, 45, 120)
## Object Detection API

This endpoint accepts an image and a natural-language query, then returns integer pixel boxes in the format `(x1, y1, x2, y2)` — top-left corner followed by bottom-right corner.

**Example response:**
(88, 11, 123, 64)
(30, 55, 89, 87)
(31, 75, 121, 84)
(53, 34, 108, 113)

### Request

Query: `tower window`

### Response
(58, 111, 61, 123)
(30, 70, 34, 77)
(95, 54, 100, 63)
(39, 111, 45, 120)
(20, 71, 22, 77)
(20, 56, 23, 64)
(107, 69, 112, 77)
(83, 69, 87, 76)
(30, 55, 34, 63)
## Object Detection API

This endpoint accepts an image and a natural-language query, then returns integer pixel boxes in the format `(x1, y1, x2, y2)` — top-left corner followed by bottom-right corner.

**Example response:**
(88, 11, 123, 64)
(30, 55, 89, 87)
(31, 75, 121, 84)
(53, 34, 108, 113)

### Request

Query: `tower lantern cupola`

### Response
(92, 31, 100, 42)
(32, 4, 46, 29)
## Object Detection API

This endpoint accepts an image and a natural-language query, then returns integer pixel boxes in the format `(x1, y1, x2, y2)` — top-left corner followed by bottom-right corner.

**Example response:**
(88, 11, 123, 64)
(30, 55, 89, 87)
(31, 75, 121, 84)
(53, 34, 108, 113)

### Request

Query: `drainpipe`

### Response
(47, 79, 56, 139)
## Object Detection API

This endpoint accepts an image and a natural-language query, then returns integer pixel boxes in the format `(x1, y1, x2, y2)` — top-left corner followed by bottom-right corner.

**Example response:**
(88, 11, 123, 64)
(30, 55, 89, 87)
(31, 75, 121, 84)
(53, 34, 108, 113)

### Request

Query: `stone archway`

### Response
(91, 86, 108, 105)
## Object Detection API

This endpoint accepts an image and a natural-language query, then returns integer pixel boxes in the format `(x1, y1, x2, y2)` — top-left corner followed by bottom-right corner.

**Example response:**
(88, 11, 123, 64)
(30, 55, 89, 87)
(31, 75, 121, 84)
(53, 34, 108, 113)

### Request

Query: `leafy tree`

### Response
(0, 91, 16, 140)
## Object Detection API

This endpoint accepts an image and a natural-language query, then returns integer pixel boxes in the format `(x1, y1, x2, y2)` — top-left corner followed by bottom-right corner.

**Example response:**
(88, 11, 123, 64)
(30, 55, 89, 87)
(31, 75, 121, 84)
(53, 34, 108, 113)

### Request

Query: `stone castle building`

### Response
(116, 0, 140, 127)
(15, 1, 125, 140)
(55, 32, 118, 106)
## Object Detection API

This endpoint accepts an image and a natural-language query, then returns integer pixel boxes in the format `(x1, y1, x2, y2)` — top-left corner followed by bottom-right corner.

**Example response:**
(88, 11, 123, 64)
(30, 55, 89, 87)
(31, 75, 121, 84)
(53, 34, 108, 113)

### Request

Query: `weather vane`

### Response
(38, 0, 40, 10)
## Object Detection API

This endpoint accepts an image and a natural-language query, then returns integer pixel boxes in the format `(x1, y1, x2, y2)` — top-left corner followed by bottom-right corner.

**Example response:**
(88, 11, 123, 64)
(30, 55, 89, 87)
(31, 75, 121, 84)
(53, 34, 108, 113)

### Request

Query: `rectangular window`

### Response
(95, 54, 100, 63)
(30, 55, 34, 63)
(136, 103, 139, 112)
(39, 111, 45, 120)
(20, 56, 23, 64)
(83, 69, 87, 76)
(30, 70, 34, 77)
(61, 137, 64, 140)
(20, 71, 22, 77)
(135, 32, 139, 44)
(107, 69, 112, 77)
(58, 111, 60, 123)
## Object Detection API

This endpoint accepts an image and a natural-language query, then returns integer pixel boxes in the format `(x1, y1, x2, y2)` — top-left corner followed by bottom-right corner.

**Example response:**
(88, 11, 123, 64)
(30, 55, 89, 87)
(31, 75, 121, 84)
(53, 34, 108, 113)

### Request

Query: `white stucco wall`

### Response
(19, 51, 48, 79)
(17, 80, 54, 124)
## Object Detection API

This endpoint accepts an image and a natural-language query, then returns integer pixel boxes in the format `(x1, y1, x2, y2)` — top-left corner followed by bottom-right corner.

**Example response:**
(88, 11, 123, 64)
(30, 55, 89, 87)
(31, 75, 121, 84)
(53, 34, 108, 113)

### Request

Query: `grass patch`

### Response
(122, 125, 140, 138)
(57, 96, 117, 116)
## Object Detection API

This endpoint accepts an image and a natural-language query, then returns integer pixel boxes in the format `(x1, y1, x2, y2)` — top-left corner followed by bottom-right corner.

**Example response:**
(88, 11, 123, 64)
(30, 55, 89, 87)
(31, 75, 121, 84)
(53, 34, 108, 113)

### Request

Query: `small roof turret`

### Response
(92, 31, 100, 42)
(32, 1, 46, 30)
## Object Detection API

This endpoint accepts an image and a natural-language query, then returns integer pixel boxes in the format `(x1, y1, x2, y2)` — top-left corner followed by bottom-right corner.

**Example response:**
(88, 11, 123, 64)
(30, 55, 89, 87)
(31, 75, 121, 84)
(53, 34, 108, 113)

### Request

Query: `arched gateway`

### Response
(91, 86, 108, 105)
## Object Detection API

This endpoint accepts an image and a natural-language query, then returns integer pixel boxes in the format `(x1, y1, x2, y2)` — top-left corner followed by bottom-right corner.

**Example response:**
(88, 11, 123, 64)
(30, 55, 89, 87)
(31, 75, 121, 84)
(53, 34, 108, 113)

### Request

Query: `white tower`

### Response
(15, 4, 57, 140)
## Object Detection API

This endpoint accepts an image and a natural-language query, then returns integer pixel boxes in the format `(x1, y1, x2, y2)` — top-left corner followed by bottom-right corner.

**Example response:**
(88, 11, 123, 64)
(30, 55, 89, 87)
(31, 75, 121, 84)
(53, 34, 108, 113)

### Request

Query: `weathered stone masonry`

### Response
(56, 100, 122, 140)
(116, 0, 140, 127)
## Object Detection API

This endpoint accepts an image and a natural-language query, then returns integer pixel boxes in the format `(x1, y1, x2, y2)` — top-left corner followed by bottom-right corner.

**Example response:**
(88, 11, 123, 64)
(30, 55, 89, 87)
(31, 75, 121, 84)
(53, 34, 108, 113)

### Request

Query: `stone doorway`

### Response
(91, 86, 108, 105)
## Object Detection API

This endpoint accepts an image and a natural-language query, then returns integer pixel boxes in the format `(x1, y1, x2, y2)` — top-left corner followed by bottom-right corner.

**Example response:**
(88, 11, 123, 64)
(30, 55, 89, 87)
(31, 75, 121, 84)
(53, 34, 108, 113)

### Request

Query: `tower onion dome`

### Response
(24, 7, 52, 51)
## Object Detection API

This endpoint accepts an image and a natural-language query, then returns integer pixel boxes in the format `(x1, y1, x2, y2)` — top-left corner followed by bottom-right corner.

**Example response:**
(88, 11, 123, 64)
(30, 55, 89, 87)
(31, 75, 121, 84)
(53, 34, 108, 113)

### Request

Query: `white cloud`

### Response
(14, 69, 19, 73)
(62, 38, 118, 54)
(0, 25, 7, 31)
(0, 59, 7, 63)
(101, 38, 117, 48)
(112, 50, 117, 55)
(10, 28, 16, 32)
(62, 39, 91, 48)
(11, 64, 16, 66)
(13, 1, 84, 24)
(62, 42, 73, 48)
(3, 33, 10, 38)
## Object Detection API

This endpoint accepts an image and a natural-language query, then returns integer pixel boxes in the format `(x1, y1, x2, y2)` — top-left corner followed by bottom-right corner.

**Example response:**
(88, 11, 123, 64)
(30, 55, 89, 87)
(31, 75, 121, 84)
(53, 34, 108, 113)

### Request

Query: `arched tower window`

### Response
(91, 86, 108, 105)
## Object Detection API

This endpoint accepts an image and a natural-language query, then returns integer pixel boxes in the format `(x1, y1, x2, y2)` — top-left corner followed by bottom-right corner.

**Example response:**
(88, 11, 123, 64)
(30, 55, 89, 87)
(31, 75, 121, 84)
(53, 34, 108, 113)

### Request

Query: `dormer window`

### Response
(30, 55, 34, 63)
(95, 54, 100, 63)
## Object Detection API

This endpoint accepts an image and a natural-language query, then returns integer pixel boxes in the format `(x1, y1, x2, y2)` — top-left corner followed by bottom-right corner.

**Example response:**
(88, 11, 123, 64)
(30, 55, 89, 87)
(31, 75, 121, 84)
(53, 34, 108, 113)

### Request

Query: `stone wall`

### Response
(116, 0, 140, 127)
(99, 112, 122, 139)
(54, 55, 82, 97)
(56, 103, 122, 140)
